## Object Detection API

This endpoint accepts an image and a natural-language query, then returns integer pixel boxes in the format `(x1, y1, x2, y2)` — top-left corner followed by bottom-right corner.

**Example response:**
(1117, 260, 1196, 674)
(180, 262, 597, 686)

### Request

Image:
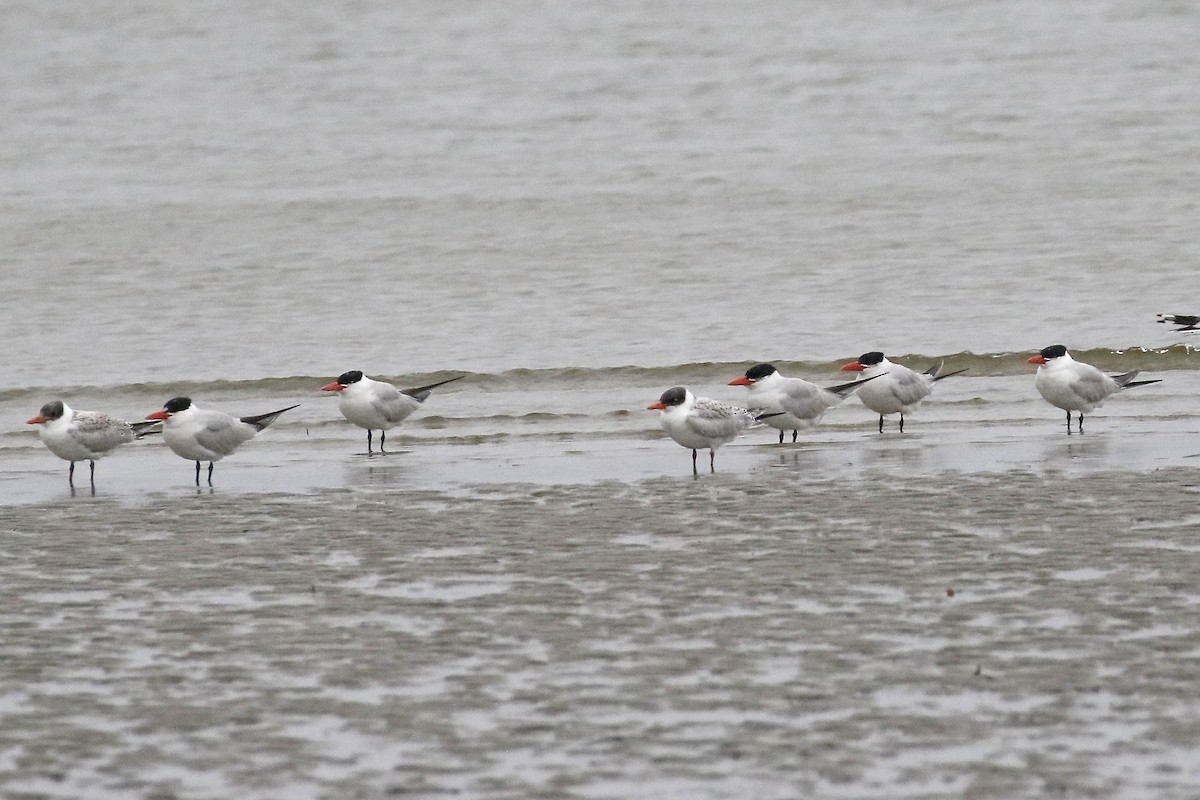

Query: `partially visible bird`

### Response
(1027, 344, 1160, 433)
(840, 352, 966, 433)
(321, 371, 464, 453)
(146, 397, 299, 485)
(729, 362, 877, 443)
(27, 400, 158, 489)
(647, 386, 775, 473)
(1157, 313, 1200, 332)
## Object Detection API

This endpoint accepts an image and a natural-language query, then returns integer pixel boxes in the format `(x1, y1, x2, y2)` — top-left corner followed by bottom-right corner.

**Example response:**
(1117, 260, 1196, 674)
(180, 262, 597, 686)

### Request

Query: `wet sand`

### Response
(4, 412, 1200, 799)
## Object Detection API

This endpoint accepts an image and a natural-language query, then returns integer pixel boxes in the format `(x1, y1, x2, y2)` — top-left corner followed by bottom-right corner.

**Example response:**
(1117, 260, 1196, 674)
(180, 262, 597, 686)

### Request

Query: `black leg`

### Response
(68, 461, 76, 488)
(778, 430, 784, 444)
(89, 460, 96, 487)
(1065, 411, 1072, 434)
(878, 415, 884, 434)
(709, 449, 716, 472)
(194, 460, 201, 486)
(207, 462, 214, 486)
(380, 430, 387, 454)
(792, 430, 798, 443)
(367, 430, 373, 453)
(899, 414, 906, 434)
(1078, 413, 1084, 434)
(691, 448, 698, 474)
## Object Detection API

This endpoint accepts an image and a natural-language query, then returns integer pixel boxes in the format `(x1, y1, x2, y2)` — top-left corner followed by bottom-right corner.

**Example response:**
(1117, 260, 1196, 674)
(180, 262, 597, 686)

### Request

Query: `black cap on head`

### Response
(164, 397, 192, 413)
(337, 370, 364, 386)
(38, 400, 65, 421)
(858, 352, 885, 366)
(658, 386, 687, 407)
(745, 363, 777, 381)
(1038, 344, 1067, 359)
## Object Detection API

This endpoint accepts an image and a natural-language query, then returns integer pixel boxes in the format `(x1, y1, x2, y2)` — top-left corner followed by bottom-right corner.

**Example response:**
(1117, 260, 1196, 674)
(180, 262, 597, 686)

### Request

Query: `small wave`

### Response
(4, 345, 1195, 402)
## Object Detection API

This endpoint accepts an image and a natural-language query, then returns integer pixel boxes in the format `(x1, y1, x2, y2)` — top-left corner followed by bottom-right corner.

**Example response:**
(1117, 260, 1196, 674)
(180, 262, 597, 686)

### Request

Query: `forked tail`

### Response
(241, 404, 301, 431)
(1113, 370, 1161, 390)
(925, 361, 969, 382)
(130, 420, 162, 439)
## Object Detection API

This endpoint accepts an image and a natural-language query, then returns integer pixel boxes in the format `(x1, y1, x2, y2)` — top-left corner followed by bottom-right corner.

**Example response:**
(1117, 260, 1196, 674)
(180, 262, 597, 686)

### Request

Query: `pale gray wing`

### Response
(1070, 366, 1117, 405)
(373, 383, 423, 425)
(687, 397, 754, 439)
(886, 367, 934, 407)
(194, 412, 255, 457)
(71, 411, 135, 452)
(778, 377, 840, 419)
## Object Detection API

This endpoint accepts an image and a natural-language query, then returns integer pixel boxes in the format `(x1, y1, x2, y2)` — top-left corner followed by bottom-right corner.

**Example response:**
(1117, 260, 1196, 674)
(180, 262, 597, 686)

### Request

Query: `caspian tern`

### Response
(728, 363, 878, 443)
(1157, 313, 1200, 332)
(321, 371, 463, 453)
(1027, 344, 1161, 433)
(26, 400, 158, 488)
(840, 352, 966, 433)
(146, 397, 299, 485)
(647, 386, 774, 473)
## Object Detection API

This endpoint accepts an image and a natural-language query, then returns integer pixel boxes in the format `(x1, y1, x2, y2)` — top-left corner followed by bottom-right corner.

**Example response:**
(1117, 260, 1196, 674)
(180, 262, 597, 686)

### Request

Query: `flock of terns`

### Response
(652, 344, 1164, 474)
(25, 370, 464, 490)
(23, 330, 1180, 487)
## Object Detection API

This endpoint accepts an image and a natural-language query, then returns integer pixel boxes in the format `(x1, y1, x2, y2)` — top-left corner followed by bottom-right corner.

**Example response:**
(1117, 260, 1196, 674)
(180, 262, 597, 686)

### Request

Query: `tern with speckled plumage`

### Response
(27, 400, 158, 489)
(648, 386, 777, 474)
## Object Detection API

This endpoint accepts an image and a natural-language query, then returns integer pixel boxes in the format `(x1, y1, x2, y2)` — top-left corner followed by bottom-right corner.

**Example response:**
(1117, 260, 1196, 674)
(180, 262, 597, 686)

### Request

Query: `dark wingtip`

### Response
(401, 374, 466, 399)
(240, 403, 300, 430)
(829, 372, 885, 396)
(932, 367, 969, 382)
(130, 419, 162, 438)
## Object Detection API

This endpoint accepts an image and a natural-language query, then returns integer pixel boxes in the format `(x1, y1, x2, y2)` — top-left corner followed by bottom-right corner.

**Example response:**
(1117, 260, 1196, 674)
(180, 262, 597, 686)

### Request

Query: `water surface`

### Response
(4, 1, 1200, 797)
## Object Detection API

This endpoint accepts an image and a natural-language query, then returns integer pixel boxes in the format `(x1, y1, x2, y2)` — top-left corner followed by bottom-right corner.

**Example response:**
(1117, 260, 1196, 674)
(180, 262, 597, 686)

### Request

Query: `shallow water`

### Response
(3, 0, 1200, 385)
(5, 0, 1200, 796)
(5, 365, 1200, 798)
